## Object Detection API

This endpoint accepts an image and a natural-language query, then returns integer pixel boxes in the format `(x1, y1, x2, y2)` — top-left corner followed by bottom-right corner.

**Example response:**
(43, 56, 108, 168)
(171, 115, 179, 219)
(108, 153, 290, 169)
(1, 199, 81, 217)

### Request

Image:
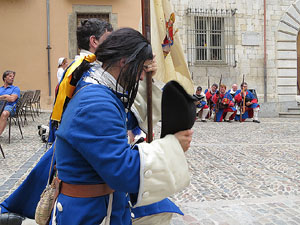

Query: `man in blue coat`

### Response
(212, 84, 237, 122)
(0, 19, 189, 225)
(234, 82, 260, 123)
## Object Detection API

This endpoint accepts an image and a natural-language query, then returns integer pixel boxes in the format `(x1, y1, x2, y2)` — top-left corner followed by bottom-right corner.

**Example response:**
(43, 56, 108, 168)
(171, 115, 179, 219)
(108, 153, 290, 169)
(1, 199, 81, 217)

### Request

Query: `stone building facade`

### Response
(171, 0, 300, 115)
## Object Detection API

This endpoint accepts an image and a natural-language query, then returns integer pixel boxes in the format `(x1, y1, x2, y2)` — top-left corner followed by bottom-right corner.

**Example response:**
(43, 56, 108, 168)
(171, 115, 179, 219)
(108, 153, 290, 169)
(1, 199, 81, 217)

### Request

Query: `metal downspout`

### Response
(46, 0, 52, 96)
(263, 0, 267, 102)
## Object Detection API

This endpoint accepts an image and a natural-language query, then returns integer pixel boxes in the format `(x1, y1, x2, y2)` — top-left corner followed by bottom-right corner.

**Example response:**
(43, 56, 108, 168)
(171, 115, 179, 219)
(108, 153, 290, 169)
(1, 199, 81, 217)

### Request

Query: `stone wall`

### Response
(171, 0, 297, 108)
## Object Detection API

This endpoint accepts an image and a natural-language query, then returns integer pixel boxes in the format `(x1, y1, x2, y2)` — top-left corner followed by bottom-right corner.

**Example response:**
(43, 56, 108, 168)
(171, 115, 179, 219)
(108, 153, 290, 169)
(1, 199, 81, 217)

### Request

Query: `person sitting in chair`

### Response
(0, 70, 20, 136)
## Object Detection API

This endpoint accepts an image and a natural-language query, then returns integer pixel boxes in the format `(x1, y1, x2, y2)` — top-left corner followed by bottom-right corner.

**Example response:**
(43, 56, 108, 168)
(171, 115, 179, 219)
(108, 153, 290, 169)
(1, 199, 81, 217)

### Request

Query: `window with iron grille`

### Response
(187, 8, 236, 66)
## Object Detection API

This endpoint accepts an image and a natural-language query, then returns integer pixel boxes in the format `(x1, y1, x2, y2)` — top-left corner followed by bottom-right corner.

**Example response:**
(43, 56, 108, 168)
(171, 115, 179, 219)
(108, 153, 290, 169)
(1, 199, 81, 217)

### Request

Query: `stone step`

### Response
(287, 107, 300, 112)
(279, 112, 300, 118)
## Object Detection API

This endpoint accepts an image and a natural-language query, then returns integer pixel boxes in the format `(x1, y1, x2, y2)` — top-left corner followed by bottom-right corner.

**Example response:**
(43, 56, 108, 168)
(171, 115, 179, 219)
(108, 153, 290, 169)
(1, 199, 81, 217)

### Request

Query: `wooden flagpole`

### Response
(141, 0, 153, 143)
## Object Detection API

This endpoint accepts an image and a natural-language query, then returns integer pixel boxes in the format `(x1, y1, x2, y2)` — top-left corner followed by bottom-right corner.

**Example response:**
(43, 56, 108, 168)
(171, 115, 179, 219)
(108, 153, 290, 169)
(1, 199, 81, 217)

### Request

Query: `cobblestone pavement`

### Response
(0, 112, 50, 200)
(170, 118, 300, 225)
(0, 115, 299, 225)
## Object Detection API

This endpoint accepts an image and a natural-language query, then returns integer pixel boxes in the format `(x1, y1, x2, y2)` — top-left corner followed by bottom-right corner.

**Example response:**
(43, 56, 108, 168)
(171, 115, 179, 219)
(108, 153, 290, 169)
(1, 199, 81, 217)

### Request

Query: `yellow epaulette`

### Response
(51, 54, 96, 122)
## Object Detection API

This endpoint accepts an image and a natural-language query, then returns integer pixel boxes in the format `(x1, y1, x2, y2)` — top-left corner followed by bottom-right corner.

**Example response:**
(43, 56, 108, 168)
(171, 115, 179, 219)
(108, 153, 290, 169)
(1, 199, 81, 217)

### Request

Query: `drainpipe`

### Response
(263, 0, 267, 102)
(46, 0, 52, 96)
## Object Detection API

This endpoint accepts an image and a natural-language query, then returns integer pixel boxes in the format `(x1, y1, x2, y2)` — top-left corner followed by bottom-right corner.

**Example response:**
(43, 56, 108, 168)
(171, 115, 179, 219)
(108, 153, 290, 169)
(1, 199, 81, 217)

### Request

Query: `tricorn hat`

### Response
(161, 80, 197, 138)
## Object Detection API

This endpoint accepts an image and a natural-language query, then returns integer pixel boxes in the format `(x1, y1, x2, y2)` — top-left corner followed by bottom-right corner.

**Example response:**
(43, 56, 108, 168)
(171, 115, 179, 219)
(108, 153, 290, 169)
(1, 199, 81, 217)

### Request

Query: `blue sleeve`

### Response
(131, 127, 141, 136)
(200, 100, 206, 106)
(127, 110, 139, 130)
(247, 91, 255, 99)
(66, 97, 140, 193)
(235, 90, 241, 96)
(226, 93, 233, 101)
(0, 146, 55, 219)
(12, 86, 20, 98)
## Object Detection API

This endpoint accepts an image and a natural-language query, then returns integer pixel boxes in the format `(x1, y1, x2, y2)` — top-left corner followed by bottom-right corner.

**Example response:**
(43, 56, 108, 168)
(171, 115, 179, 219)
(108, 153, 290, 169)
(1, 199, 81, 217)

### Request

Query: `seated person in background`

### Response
(57, 57, 68, 83)
(193, 86, 209, 122)
(0, 70, 20, 136)
(234, 82, 260, 123)
(204, 83, 218, 119)
(212, 84, 236, 122)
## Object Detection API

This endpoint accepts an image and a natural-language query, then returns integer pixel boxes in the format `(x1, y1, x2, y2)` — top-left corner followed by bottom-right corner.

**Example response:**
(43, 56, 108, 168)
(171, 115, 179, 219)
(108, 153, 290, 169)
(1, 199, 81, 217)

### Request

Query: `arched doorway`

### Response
(277, 2, 300, 102)
(298, 33, 300, 95)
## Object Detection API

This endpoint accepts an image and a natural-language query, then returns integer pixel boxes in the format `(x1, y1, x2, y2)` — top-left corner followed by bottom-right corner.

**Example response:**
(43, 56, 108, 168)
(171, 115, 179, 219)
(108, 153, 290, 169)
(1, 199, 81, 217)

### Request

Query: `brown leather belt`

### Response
(46, 178, 114, 225)
(60, 180, 114, 198)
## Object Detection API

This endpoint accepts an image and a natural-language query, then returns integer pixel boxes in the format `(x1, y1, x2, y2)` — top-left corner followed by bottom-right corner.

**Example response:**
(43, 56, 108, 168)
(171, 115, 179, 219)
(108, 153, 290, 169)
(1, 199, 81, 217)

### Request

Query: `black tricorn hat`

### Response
(161, 80, 197, 138)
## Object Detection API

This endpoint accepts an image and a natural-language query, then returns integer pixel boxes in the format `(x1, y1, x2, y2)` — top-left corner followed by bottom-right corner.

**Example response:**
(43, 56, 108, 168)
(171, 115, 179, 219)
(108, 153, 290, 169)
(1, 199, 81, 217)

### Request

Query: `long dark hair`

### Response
(95, 28, 153, 109)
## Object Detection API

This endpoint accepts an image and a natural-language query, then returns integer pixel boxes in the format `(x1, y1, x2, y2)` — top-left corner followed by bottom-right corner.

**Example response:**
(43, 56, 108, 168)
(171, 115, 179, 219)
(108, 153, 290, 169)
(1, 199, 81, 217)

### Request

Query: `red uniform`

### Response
(212, 92, 237, 122)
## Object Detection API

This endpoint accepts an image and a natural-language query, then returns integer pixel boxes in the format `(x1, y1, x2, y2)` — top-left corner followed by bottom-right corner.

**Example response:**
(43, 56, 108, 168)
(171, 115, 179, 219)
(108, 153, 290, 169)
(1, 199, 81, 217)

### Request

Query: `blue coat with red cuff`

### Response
(212, 92, 236, 122)
(234, 90, 259, 120)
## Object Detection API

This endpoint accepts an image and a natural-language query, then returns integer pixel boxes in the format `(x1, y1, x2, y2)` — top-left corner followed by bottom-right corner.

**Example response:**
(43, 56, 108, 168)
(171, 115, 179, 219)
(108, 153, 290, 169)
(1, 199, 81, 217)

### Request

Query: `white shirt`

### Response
(57, 67, 64, 83)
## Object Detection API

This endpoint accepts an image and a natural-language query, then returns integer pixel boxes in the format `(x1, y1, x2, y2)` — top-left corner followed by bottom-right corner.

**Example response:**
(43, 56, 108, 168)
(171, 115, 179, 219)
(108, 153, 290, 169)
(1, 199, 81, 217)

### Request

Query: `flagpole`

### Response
(141, 0, 153, 143)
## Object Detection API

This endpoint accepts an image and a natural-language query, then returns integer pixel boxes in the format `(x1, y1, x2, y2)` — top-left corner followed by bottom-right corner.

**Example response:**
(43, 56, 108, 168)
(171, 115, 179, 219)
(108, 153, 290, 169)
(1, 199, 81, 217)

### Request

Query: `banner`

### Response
(151, 0, 194, 94)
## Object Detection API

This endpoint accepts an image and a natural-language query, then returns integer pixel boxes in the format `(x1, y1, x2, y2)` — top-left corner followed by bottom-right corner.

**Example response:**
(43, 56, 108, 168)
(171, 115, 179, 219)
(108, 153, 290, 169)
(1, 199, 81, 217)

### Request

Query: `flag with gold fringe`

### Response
(151, 0, 194, 94)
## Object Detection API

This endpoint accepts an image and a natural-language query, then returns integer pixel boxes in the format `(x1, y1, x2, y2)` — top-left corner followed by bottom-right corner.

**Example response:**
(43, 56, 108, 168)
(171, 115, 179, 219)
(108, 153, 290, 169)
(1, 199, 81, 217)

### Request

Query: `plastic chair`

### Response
(0, 100, 7, 158)
(32, 90, 41, 116)
(8, 93, 27, 144)
(23, 90, 35, 124)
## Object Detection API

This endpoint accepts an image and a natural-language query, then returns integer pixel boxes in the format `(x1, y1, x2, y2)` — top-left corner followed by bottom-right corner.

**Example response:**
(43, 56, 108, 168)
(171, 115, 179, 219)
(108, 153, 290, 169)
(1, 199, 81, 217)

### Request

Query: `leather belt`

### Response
(60, 180, 114, 198)
(47, 177, 114, 224)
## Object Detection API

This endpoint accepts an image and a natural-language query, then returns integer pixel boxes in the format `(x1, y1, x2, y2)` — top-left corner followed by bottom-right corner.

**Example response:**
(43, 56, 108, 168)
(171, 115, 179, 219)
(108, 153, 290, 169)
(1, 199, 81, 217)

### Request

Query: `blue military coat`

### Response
(50, 77, 183, 224)
(0, 73, 183, 225)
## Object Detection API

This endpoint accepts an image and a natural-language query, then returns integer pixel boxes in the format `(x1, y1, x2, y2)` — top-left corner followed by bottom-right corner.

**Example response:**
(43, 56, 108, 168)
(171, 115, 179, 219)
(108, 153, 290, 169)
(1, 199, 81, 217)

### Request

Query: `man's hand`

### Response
(174, 129, 193, 152)
(144, 54, 157, 77)
(246, 102, 253, 106)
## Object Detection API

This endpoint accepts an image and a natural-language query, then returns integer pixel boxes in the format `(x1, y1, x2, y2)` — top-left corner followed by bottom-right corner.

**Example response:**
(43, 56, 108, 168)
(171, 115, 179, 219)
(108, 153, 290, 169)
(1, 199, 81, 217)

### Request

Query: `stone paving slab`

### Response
(171, 196, 300, 225)
(1, 116, 300, 225)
